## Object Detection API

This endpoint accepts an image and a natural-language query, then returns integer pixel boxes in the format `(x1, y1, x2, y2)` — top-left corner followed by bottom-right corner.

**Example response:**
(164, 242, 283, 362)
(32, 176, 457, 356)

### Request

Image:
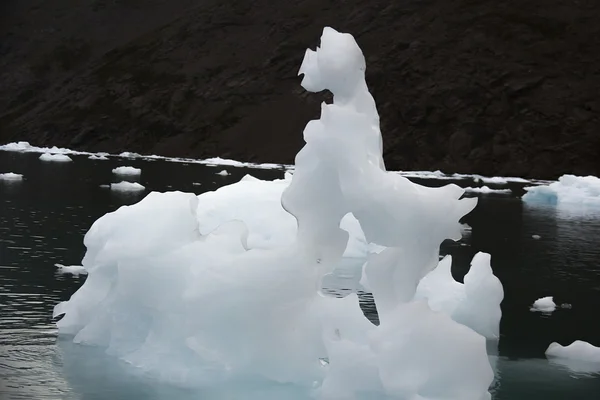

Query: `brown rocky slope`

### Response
(1, 0, 599, 179)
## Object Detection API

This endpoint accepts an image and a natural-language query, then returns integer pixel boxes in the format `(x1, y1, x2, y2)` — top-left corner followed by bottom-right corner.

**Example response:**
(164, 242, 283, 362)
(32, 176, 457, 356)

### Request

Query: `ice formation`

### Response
(55, 264, 88, 276)
(89, 154, 109, 160)
(39, 153, 72, 162)
(414, 253, 504, 339)
(53, 27, 497, 399)
(0, 172, 23, 181)
(532, 234, 541, 240)
(523, 174, 600, 206)
(110, 181, 145, 192)
(464, 186, 512, 194)
(112, 166, 142, 176)
(216, 169, 230, 176)
(530, 296, 556, 313)
(546, 341, 600, 363)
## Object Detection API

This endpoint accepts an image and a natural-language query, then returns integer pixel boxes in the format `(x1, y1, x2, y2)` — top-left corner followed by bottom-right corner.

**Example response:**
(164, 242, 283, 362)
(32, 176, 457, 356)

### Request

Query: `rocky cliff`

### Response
(1, 0, 599, 179)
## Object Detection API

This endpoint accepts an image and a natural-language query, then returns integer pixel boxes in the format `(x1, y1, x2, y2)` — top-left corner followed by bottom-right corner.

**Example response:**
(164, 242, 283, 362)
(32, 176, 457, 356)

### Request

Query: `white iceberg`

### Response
(53, 27, 496, 399)
(0, 172, 23, 181)
(216, 169, 230, 176)
(110, 181, 145, 192)
(523, 174, 600, 206)
(464, 186, 512, 194)
(89, 154, 109, 160)
(532, 234, 541, 240)
(112, 166, 142, 176)
(531, 296, 556, 313)
(39, 153, 73, 162)
(546, 341, 600, 363)
(55, 264, 88, 276)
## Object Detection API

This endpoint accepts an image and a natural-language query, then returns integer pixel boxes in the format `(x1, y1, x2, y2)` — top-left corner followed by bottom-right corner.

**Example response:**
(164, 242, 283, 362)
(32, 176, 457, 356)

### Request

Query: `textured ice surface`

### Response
(523, 175, 600, 206)
(0, 172, 23, 181)
(531, 296, 556, 313)
(546, 341, 600, 363)
(54, 27, 496, 399)
(112, 166, 141, 175)
(414, 253, 504, 339)
(110, 181, 145, 192)
(55, 264, 88, 276)
(39, 153, 72, 162)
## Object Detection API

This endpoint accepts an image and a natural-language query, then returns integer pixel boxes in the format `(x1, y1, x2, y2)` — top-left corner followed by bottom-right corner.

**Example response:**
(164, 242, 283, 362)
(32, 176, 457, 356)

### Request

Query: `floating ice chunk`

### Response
(110, 181, 145, 192)
(415, 252, 504, 339)
(464, 186, 512, 194)
(112, 166, 141, 176)
(523, 174, 600, 206)
(532, 234, 541, 240)
(546, 341, 600, 363)
(216, 170, 230, 176)
(531, 296, 556, 313)
(53, 27, 496, 399)
(561, 303, 572, 309)
(89, 154, 109, 160)
(119, 151, 143, 158)
(0, 172, 23, 181)
(192, 182, 202, 186)
(55, 264, 88, 276)
(40, 153, 72, 162)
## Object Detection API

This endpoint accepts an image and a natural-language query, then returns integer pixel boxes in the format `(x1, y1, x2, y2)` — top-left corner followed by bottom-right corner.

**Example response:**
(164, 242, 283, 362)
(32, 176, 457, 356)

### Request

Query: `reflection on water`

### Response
(1, 152, 600, 399)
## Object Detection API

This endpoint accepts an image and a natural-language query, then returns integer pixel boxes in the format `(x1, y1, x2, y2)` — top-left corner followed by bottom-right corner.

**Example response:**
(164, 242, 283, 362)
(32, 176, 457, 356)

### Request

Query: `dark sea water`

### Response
(1, 151, 599, 399)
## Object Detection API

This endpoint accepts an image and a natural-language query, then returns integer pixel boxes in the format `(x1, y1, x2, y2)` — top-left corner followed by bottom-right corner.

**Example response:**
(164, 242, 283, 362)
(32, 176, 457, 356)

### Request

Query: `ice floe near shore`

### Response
(523, 175, 600, 206)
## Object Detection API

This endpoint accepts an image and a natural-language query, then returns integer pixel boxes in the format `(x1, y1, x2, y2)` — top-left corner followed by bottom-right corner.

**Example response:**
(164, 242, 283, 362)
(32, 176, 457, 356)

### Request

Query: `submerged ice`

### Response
(53, 27, 501, 399)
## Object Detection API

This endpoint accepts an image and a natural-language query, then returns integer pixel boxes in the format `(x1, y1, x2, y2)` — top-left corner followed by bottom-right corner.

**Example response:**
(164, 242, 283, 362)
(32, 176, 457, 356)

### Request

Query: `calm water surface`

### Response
(1, 151, 599, 399)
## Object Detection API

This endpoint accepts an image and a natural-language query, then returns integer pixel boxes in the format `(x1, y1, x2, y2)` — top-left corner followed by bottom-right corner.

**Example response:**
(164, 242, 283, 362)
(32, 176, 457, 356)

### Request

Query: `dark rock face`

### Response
(1, 0, 599, 179)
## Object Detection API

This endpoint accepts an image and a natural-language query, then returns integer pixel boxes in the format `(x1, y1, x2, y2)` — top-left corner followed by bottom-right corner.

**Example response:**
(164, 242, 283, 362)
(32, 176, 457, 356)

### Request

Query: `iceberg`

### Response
(0, 172, 23, 181)
(464, 186, 512, 194)
(112, 166, 142, 176)
(89, 154, 109, 160)
(523, 174, 600, 206)
(55, 263, 88, 276)
(39, 153, 72, 162)
(530, 296, 556, 313)
(53, 27, 497, 399)
(546, 341, 600, 363)
(110, 181, 145, 192)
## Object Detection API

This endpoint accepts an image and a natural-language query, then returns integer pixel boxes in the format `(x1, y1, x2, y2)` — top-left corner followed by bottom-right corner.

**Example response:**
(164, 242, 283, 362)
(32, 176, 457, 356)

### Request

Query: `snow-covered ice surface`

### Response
(464, 186, 512, 194)
(112, 166, 141, 176)
(53, 27, 497, 399)
(39, 153, 72, 162)
(110, 181, 145, 192)
(531, 296, 556, 313)
(55, 264, 88, 276)
(0, 172, 23, 181)
(523, 175, 600, 207)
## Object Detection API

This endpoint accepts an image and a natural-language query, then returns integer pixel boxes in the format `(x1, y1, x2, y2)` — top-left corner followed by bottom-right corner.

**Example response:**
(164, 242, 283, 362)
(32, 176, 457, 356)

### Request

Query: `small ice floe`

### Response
(546, 340, 600, 363)
(530, 296, 556, 313)
(112, 166, 141, 176)
(110, 181, 145, 192)
(0, 172, 23, 181)
(523, 174, 600, 206)
(99, 184, 110, 189)
(532, 234, 541, 240)
(192, 182, 202, 186)
(39, 153, 72, 162)
(216, 170, 230, 176)
(89, 154, 109, 160)
(55, 263, 87, 276)
(464, 186, 512, 194)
